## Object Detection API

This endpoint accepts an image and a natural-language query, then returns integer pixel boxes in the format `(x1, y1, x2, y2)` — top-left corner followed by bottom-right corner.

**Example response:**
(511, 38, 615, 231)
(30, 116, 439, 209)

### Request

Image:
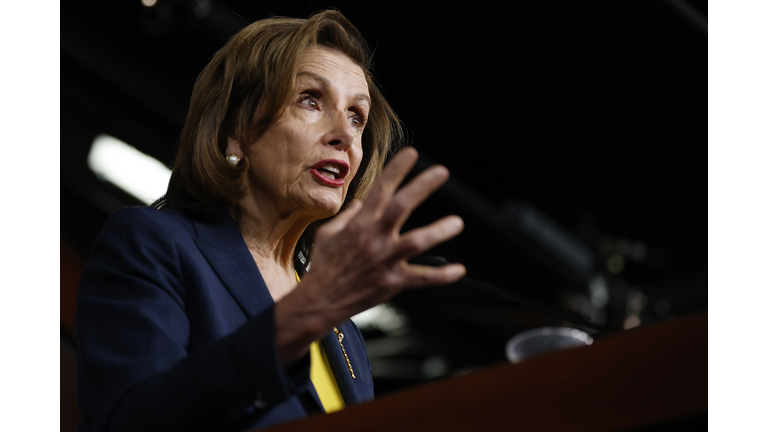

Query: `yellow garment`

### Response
(296, 271, 345, 413)
(310, 341, 345, 413)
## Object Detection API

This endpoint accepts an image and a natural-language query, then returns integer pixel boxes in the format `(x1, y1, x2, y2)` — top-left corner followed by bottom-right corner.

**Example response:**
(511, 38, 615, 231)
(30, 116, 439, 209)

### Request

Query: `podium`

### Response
(261, 312, 707, 431)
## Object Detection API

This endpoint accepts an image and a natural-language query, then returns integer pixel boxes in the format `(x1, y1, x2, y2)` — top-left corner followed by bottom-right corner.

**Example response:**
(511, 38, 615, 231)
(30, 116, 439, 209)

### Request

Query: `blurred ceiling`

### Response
(61, 0, 707, 395)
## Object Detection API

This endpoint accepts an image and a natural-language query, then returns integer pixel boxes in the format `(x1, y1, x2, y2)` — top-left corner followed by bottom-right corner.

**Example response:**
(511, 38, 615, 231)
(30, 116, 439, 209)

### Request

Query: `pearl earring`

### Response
(226, 154, 241, 167)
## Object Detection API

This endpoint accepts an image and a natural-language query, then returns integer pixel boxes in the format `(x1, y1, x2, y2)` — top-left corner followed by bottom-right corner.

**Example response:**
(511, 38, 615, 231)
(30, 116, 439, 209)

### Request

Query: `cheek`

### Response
(349, 143, 364, 180)
(275, 123, 313, 166)
(340, 145, 364, 202)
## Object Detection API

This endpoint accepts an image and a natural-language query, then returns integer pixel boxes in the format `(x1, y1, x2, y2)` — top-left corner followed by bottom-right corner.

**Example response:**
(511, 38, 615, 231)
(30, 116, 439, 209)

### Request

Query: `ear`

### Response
(225, 136, 244, 158)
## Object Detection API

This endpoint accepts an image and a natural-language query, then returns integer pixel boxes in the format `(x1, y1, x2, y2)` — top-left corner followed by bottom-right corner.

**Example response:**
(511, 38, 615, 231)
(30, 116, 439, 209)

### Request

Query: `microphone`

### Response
(412, 255, 618, 333)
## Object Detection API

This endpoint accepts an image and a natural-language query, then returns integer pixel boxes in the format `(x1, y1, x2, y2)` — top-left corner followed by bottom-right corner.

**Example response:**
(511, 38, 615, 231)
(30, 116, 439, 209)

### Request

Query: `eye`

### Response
(349, 109, 367, 129)
(299, 92, 320, 110)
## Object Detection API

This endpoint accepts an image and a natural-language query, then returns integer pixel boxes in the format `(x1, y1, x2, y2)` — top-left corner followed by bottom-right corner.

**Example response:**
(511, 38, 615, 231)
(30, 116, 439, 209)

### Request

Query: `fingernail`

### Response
(432, 165, 448, 179)
(451, 216, 464, 231)
(450, 264, 467, 279)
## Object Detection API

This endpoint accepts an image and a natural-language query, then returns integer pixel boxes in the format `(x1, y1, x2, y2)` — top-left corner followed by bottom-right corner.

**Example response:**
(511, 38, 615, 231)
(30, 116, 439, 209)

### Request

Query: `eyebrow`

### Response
(296, 71, 371, 107)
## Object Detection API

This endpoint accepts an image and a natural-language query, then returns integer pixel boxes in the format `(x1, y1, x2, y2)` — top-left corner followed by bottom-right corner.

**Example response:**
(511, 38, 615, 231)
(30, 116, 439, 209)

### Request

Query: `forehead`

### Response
(295, 47, 369, 96)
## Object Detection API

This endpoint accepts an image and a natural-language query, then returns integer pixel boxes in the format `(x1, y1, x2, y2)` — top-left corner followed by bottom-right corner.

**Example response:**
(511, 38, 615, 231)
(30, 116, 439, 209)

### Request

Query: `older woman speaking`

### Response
(74, 10, 465, 432)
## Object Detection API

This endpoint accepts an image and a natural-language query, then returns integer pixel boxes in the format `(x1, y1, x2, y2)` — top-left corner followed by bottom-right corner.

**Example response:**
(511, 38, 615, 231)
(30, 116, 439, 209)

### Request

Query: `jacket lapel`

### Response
(191, 208, 274, 318)
(190, 211, 369, 407)
(322, 323, 365, 405)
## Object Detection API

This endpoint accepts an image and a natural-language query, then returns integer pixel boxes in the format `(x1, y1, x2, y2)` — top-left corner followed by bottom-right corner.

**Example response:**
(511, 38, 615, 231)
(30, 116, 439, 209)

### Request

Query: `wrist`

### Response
(273, 280, 333, 367)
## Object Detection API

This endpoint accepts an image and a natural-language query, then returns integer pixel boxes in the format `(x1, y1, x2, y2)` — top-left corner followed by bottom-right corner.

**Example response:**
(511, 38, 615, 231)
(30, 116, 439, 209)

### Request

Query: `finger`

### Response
(390, 215, 464, 262)
(401, 263, 467, 288)
(380, 164, 449, 232)
(359, 147, 418, 218)
(319, 200, 363, 236)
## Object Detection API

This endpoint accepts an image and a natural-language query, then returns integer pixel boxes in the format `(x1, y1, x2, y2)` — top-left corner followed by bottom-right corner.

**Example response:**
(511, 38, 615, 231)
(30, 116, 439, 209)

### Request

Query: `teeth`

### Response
(317, 166, 339, 179)
(317, 165, 341, 179)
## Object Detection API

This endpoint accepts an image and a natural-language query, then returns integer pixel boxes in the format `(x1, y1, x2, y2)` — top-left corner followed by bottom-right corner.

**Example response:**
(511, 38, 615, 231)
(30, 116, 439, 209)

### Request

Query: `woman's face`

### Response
(233, 47, 369, 221)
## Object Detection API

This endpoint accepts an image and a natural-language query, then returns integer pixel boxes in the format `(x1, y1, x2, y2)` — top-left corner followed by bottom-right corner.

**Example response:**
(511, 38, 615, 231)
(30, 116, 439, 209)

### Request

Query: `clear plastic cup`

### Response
(505, 327, 594, 364)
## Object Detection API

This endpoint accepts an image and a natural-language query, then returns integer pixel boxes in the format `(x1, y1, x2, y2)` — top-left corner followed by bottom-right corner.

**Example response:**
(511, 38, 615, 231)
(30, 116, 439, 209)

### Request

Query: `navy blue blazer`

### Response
(74, 206, 374, 432)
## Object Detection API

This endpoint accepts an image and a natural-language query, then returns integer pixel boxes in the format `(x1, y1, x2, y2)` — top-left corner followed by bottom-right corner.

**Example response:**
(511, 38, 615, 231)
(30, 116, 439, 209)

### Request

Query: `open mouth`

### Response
(317, 165, 342, 180)
(310, 159, 350, 186)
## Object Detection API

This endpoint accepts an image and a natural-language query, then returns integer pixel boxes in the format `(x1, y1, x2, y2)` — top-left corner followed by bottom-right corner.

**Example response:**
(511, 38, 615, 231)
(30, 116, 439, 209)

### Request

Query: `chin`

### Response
(306, 195, 344, 219)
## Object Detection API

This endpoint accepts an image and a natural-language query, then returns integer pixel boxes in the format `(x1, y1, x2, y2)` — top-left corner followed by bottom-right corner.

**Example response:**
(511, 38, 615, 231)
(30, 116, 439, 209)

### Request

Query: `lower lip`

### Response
(310, 169, 346, 186)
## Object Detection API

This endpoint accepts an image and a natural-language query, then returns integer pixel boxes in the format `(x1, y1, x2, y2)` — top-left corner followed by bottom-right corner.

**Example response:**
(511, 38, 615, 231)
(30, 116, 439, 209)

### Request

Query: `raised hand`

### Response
(274, 147, 465, 365)
(309, 147, 465, 314)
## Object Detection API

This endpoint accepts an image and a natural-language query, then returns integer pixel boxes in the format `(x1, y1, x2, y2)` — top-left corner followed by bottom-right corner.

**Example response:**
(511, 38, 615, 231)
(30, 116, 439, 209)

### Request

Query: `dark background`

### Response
(61, 0, 706, 397)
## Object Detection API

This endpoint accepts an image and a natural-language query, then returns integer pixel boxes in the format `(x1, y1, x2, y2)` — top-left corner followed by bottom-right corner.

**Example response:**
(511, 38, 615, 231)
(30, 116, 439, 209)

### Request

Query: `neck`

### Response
(230, 192, 318, 272)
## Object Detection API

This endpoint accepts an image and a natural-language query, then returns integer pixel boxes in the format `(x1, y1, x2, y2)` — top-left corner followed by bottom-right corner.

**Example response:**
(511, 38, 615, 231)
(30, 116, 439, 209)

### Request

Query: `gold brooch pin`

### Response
(333, 327, 356, 378)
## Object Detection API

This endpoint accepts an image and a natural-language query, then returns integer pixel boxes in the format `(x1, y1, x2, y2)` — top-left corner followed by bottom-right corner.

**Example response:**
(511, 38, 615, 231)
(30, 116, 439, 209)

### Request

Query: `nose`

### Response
(322, 111, 356, 151)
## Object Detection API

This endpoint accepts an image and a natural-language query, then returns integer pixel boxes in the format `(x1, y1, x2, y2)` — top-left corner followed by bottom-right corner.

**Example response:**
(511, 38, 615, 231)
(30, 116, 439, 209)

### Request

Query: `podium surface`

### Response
(262, 311, 707, 431)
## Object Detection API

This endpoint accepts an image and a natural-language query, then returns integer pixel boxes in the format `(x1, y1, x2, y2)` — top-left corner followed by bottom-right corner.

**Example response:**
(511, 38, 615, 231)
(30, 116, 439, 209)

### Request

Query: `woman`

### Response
(75, 10, 465, 432)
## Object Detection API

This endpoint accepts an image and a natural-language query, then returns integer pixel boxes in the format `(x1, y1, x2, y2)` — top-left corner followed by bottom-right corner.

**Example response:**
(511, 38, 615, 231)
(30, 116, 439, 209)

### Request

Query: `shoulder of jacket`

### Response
(105, 206, 195, 238)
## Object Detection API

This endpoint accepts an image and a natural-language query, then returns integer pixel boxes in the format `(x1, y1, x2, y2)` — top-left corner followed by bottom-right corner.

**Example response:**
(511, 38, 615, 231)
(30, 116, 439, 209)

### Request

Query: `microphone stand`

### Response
(417, 256, 621, 334)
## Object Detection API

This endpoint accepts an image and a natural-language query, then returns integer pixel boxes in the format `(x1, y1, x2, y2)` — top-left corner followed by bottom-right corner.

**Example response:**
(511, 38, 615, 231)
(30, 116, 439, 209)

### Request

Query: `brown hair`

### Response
(154, 9, 403, 260)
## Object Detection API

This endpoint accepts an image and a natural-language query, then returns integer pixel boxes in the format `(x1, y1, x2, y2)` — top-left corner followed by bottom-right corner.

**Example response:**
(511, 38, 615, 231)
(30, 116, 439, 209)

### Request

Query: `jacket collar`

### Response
(190, 207, 274, 318)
